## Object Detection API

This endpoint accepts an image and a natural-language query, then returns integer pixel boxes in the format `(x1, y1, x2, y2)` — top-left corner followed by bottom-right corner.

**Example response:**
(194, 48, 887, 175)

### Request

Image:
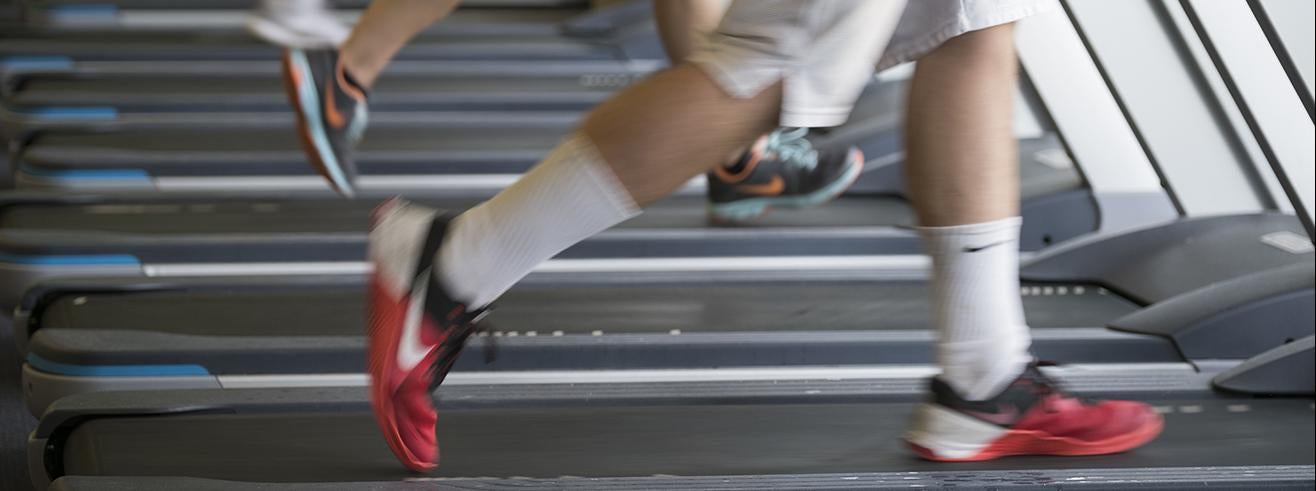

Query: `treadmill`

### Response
(21, 0, 586, 8)
(0, 190, 912, 311)
(2, 77, 913, 194)
(0, 59, 661, 113)
(0, 60, 646, 137)
(26, 371, 1315, 489)
(16, 208, 1313, 487)
(15, 210, 1313, 415)
(0, 2, 659, 63)
(17, 0, 609, 29)
(14, 270, 1178, 415)
(0, 150, 1101, 313)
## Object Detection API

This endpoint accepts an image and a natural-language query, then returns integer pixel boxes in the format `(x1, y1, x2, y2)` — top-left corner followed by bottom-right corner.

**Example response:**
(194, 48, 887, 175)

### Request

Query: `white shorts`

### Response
(690, 0, 1058, 128)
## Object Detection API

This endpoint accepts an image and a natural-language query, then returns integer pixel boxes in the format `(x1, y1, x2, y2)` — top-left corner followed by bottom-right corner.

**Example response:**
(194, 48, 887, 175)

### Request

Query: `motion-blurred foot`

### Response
(706, 128, 863, 224)
(904, 363, 1164, 461)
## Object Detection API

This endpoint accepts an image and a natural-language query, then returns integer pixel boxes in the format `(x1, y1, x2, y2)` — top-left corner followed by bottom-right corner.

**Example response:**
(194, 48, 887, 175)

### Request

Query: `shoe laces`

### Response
(764, 127, 819, 171)
(426, 307, 498, 392)
(1026, 360, 1098, 409)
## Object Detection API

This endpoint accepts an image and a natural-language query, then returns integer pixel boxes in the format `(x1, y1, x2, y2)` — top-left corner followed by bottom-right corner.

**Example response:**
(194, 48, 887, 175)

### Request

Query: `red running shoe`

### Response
(903, 363, 1164, 461)
(367, 198, 485, 471)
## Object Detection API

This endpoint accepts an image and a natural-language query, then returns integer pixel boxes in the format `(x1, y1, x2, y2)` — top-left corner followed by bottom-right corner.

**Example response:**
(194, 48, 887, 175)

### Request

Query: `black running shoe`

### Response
(706, 128, 864, 224)
(282, 48, 368, 197)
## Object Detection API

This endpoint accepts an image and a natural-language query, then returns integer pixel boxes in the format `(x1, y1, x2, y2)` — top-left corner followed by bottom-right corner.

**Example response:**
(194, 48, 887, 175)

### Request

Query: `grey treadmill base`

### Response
(1022, 213, 1316, 382)
(1214, 335, 1315, 396)
(1022, 213, 1313, 304)
(1110, 260, 1314, 361)
(0, 262, 142, 316)
(47, 466, 1316, 491)
(22, 364, 219, 417)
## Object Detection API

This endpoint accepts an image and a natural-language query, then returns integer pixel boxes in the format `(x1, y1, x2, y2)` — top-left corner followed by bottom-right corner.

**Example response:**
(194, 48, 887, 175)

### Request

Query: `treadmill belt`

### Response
(10, 76, 618, 109)
(24, 129, 568, 176)
(31, 127, 563, 153)
(40, 282, 1137, 337)
(60, 399, 1315, 481)
(0, 32, 619, 62)
(25, 128, 566, 175)
(0, 195, 911, 234)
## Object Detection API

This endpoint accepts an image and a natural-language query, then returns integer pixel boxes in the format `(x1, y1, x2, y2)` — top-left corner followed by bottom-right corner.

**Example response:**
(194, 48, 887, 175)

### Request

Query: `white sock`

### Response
(437, 134, 640, 308)
(920, 217, 1033, 401)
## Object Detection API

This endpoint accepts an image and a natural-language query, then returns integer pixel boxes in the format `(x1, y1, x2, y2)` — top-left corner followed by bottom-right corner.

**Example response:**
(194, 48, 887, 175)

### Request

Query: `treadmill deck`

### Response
(58, 398, 1315, 482)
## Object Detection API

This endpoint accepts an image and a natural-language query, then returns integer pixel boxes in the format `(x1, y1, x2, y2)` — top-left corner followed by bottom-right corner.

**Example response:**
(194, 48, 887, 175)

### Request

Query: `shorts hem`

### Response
(781, 107, 853, 128)
(876, 1, 1057, 72)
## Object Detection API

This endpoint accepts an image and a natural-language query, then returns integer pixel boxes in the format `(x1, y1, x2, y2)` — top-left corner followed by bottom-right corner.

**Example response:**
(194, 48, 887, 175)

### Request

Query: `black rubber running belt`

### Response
(0, 195, 908, 235)
(23, 127, 569, 176)
(9, 72, 626, 112)
(23, 0, 585, 11)
(24, 279, 1174, 374)
(0, 28, 622, 62)
(39, 281, 1134, 337)
(55, 399, 1314, 482)
(0, 195, 918, 268)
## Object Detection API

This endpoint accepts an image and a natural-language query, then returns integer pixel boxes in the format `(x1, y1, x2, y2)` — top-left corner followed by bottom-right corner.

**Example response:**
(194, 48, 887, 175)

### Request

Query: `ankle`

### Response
(719, 135, 769, 173)
(338, 50, 378, 91)
(938, 347, 1031, 401)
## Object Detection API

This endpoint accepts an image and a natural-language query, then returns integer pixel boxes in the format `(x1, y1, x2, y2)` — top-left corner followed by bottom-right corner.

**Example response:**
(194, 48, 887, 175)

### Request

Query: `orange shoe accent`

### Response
(281, 51, 350, 200)
(713, 135, 768, 184)
(324, 79, 347, 130)
(735, 175, 785, 196)
(326, 56, 365, 129)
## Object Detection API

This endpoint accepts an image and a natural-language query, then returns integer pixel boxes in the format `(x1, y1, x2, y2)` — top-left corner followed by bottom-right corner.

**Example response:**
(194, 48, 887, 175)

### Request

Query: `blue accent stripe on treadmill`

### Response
(19, 164, 150, 181)
(0, 56, 74, 71)
(28, 353, 210, 377)
(0, 252, 140, 266)
(21, 107, 117, 120)
(45, 4, 119, 17)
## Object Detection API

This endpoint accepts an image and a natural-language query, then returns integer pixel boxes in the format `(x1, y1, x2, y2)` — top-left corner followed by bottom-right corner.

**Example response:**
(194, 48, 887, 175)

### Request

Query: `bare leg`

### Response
(431, 62, 782, 309)
(339, 0, 461, 89)
(651, 0, 731, 64)
(650, 0, 755, 166)
(585, 63, 781, 204)
(905, 24, 1018, 226)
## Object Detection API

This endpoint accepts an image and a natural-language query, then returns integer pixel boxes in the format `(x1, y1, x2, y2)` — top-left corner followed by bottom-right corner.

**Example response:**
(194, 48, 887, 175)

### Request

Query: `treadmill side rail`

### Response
(1110, 259, 1315, 361)
(1021, 213, 1312, 304)
(1214, 335, 1315, 396)
(45, 467, 1316, 491)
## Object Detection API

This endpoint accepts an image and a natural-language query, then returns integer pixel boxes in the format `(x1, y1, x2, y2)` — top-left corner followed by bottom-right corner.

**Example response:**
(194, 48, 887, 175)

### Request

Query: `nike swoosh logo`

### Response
(324, 70, 347, 129)
(396, 270, 436, 371)
(964, 404, 1020, 426)
(736, 175, 785, 196)
(963, 240, 1013, 253)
